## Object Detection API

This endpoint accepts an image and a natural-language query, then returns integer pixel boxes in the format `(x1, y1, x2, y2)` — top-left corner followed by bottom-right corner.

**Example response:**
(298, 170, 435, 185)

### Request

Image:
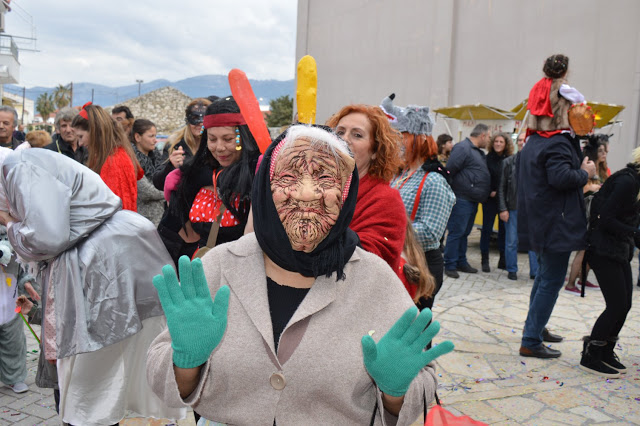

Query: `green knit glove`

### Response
(153, 256, 230, 369)
(361, 306, 454, 397)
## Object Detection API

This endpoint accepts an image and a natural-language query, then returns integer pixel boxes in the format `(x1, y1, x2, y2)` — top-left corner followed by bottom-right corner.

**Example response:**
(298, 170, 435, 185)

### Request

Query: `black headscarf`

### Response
(252, 126, 360, 280)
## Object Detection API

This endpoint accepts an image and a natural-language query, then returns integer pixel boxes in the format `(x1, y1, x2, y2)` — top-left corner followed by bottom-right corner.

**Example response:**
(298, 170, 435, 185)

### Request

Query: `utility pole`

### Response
(69, 82, 73, 108)
(136, 79, 143, 97)
(21, 86, 25, 124)
(91, 88, 94, 103)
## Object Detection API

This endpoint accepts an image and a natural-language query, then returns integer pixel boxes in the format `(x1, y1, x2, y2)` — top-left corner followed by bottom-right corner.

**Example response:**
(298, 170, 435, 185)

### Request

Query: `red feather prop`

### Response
(228, 69, 272, 153)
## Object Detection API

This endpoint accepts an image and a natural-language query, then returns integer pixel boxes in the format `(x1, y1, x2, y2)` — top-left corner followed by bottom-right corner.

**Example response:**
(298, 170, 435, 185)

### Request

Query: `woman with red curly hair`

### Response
(327, 104, 407, 274)
(384, 95, 456, 310)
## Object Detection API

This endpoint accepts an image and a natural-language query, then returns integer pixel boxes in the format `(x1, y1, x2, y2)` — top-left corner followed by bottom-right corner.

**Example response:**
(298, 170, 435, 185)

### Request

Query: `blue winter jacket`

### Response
(517, 133, 589, 253)
(446, 138, 491, 203)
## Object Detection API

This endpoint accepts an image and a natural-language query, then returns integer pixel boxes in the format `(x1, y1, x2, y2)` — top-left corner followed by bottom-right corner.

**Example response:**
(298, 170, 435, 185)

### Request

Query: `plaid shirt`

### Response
(391, 169, 456, 251)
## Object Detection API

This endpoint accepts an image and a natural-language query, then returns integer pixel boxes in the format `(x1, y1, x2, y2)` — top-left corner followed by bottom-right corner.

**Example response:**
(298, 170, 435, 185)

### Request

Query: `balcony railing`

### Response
(0, 35, 19, 61)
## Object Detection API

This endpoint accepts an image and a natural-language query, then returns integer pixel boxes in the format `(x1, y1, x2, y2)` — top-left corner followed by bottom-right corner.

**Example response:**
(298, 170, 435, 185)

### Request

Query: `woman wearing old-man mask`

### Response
(147, 125, 454, 425)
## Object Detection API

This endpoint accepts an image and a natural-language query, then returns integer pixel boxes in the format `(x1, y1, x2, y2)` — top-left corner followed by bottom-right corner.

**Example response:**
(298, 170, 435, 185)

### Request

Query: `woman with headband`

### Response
(157, 96, 260, 264)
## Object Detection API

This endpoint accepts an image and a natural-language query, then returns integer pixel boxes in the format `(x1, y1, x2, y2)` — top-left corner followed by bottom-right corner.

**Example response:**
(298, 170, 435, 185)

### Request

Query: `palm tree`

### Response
(52, 84, 71, 109)
(36, 93, 56, 123)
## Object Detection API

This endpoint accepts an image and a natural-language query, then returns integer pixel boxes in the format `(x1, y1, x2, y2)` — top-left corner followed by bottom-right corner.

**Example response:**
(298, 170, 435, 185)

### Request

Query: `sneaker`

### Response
(444, 269, 460, 279)
(602, 341, 627, 373)
(580, 360, 620, 378)
(580, 337, 621, 378)
(8, 382, 28, 393)
(564, 286, 581, 295)
(507, 272, 517, 280)
(579, 280, 599, 288)
(457, 263, 478, 274)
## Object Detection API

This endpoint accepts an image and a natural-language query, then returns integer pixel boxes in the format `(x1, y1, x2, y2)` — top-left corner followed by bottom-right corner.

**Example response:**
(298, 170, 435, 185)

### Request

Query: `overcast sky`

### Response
(5, 0, 298, 88)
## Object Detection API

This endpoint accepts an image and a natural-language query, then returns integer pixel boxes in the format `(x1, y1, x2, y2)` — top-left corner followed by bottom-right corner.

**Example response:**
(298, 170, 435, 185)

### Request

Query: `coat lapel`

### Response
(222, 240, 277, 357)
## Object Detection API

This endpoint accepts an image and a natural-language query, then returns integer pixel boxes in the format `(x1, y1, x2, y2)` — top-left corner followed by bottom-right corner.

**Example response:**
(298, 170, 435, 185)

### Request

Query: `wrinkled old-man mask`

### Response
(270, 134, 354, 252)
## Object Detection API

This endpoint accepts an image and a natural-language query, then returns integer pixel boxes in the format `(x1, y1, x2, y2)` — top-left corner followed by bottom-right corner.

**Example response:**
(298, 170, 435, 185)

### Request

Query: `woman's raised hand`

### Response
(169, 146, 185, 168)
(361, 307, 454, 397)
(153, 256, 230, 369)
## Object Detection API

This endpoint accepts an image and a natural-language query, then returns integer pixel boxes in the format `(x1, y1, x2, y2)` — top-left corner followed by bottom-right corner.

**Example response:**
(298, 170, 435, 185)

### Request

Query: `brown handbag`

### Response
(192, 205, 226, 259)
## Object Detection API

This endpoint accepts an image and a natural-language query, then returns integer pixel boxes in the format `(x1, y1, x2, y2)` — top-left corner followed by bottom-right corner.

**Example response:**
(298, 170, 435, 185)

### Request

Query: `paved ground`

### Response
(1, 231, 639, 425)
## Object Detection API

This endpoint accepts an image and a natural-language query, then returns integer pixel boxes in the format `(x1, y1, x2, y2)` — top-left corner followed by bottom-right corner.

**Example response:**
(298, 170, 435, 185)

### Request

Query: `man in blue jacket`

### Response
(517, 132, 595, 358)
(444, 124, 491, 278)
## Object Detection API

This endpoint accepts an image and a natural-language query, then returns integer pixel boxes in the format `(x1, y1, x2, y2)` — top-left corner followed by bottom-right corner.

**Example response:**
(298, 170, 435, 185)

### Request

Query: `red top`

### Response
(100, 146, 141, 212)
(350, 174, 406, 274)
(397, 258, 417, 299)
(189, 187, 240, 227)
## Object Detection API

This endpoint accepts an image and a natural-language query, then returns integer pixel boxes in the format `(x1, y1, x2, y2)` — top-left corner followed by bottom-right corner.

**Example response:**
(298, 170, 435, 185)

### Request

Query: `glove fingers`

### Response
(191, 258, 213, 300)
(178, 256, 197, 299)
(160, 263, 185, 305)
(420, 340, 455, 365)
(401, 308, 433, 345)
(387, 306, 419, 340)
(152, 274, 172, 307)
(361, 335, 378, 363)
(412, 320, 442, 350)
(211, 285, 230, 322)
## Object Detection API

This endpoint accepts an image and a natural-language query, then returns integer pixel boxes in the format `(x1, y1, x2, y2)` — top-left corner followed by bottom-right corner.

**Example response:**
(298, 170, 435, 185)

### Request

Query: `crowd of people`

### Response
(0, 52, 636, 425)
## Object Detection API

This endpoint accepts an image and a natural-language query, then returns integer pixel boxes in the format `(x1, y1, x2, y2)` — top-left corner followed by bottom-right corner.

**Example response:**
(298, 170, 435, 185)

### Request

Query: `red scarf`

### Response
(528, 77, 554, 117)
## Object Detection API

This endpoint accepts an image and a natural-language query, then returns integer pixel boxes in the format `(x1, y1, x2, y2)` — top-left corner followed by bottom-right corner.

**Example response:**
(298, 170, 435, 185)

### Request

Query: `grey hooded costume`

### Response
(0, 149, 170, 359)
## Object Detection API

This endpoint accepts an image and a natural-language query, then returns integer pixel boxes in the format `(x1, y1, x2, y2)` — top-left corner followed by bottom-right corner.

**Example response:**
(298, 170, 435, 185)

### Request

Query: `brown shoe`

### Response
(519, 345, 561, 358)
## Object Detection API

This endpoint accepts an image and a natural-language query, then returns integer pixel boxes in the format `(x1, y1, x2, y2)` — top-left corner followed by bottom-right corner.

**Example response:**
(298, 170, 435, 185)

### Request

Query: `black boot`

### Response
(602, 337, 627, 373)
(481, 252, 490, 272)
(579, 336, 620, 378)
(497, 250, 506, 270)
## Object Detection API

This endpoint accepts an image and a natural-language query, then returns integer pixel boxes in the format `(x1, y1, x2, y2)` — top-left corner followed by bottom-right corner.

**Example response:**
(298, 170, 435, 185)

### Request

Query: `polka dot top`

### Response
(189, 187, 240, 227)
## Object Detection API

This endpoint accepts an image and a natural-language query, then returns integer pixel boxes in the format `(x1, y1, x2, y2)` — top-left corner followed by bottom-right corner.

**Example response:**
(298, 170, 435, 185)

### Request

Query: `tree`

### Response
(267, 95, 293, 127)
(52, 84, 71, 109)
(36, 93, 56, 123)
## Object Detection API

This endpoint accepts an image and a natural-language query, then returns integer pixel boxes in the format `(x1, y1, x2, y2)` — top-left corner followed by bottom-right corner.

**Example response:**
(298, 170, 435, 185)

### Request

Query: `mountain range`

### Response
(4, 75, 295, 107)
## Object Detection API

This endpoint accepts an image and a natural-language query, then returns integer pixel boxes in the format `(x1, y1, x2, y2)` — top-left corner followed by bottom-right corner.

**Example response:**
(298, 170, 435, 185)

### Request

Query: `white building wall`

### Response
(296, 0, 640, 171)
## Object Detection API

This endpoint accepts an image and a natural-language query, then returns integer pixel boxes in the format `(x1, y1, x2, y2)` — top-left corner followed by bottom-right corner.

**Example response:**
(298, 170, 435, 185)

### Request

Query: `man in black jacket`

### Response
(44, 107, 87, 164)
(443, 124, 491, 278)
(498, 132, 540, 281)
(517, 132, 595, 358)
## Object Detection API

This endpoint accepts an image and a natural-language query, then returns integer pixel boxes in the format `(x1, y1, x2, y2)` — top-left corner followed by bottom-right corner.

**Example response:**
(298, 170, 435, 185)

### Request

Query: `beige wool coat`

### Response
(147, 233, 439, 425)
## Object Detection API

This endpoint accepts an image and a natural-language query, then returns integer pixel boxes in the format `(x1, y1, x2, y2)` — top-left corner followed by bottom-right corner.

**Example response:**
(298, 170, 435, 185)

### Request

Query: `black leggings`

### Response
(587, 251, 633, 341)
(418, 249, 444, 311)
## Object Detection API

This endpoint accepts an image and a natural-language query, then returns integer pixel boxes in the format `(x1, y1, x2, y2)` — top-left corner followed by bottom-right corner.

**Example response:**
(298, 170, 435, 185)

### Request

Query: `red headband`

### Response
(79, 102, 92, 120)
(203, 113, 246, 129)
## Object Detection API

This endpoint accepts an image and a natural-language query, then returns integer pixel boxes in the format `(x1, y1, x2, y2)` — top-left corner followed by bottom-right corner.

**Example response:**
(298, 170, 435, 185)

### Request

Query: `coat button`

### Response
(270, 372, 286, 390)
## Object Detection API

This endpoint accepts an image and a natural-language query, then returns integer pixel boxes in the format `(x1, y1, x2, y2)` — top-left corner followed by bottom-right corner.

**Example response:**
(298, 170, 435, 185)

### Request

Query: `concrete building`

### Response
(296, 0, 640, 170)
(2, 90, 34, 124)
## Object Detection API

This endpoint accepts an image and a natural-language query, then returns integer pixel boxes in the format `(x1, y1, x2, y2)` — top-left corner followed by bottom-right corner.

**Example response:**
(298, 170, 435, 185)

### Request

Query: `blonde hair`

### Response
(166, 98, 212, 156)
(633, 146, 640, 164)
(25, 130, 52, 148)
(402, 222, 435, 302)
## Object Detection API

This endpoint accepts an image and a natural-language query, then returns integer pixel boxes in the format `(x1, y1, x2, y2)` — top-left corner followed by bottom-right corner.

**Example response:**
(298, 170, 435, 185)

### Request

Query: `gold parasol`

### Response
(511, 99, 624, 128)
(434, 104, 513, 121)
